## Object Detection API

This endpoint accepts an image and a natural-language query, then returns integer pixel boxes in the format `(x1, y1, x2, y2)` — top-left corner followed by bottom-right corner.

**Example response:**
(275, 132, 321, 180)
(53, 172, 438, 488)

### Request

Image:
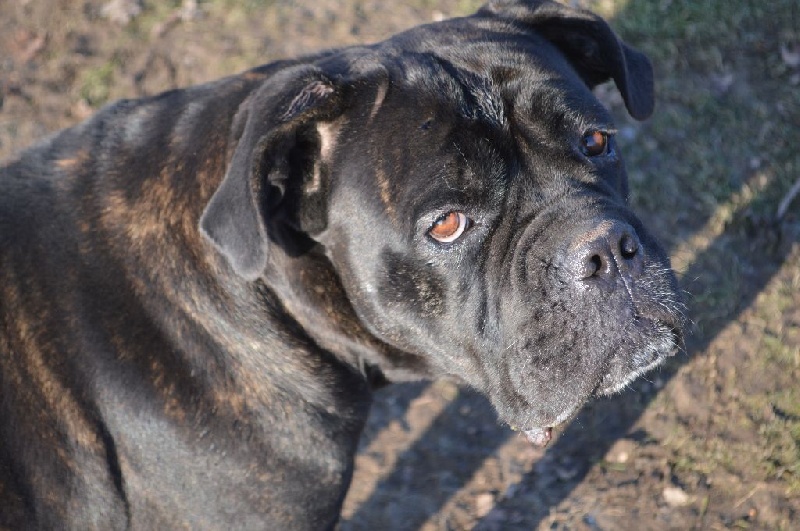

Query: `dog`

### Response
(0, 0, 685, 528)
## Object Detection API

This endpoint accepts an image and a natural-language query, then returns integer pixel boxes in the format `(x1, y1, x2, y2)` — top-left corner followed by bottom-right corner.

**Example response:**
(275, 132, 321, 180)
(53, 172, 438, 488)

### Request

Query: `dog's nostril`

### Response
(577, 250, 607, 280)
(586, 254, 603, 277)
(619, 233, 639, 260)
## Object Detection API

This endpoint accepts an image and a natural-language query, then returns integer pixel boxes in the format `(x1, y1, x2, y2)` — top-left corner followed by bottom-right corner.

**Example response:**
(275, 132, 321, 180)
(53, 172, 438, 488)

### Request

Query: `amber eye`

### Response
(428, 211, 470, 243)
(582, 130, 609, 157)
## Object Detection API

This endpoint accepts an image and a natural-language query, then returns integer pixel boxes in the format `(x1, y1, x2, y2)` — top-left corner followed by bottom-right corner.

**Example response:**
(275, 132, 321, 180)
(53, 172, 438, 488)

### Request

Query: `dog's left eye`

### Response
(428, 211, 470, 243)
(582, 130, 610, 157)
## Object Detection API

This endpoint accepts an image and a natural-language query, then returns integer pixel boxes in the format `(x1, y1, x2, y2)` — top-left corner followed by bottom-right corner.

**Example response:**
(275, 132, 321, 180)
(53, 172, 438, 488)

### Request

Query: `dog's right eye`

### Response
(428, 211, 470, 243)
(581, 130, 609, 157)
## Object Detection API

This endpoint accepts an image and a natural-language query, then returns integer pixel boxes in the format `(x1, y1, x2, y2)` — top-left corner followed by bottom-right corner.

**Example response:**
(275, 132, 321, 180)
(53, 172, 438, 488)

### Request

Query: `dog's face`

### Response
(201, 0, 685, 440)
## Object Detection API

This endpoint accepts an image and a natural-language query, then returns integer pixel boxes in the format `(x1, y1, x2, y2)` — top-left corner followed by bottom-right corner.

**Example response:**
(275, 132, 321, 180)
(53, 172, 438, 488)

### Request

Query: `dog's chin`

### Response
(512, 325, 682, 447)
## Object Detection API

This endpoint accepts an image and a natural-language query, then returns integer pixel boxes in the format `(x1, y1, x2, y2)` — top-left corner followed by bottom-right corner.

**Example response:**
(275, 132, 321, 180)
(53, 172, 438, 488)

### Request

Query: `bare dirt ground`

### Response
(1, 0, 798, 529)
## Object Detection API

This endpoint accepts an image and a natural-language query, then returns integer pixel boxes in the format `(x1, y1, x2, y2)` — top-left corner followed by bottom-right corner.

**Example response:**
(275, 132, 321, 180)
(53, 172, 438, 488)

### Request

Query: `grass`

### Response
(600, 0, 799, 222)
(755, 275, 800, 492)
(585, 0, 800, 497)
(79, 61, 117, 107)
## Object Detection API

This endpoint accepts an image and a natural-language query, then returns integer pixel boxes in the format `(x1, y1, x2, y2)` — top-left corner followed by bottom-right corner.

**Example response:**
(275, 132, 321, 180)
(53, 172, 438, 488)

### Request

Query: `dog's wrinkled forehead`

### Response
(398, 55, 506, 129)
(383, 37, 615, 141)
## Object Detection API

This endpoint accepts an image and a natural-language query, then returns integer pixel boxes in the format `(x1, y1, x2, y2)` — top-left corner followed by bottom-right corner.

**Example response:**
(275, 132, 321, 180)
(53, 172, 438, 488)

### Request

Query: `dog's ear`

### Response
(200, 65, 342, 280)
(480, 0, 654, 120)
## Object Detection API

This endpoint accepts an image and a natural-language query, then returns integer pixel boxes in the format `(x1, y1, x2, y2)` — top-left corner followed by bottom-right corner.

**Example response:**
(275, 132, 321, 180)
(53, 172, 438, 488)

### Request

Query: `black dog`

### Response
(0, 0, 684, 528)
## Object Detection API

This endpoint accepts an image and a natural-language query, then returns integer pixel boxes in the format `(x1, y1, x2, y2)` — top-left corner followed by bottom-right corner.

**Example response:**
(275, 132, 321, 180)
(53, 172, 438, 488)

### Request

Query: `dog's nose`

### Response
(567, 221, 644, 282)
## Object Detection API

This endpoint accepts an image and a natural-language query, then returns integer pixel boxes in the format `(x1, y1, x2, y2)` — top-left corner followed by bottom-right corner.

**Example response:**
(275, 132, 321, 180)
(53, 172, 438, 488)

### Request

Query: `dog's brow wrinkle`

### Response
(368, 81, 389, 121)
(376, 165, 396, 222)
(452, 142, 468, 164)
(467, 77, 505, 127)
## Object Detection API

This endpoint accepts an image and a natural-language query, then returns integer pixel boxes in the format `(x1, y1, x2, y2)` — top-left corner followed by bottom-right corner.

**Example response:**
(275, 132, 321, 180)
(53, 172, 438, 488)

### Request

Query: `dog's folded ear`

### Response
(480, 0, 654, 120)
(200, 65, 342, 281)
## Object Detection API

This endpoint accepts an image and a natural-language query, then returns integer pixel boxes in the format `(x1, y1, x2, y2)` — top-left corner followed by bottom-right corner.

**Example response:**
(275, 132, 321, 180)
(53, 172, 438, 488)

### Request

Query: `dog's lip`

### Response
(596, 323, 683, 396)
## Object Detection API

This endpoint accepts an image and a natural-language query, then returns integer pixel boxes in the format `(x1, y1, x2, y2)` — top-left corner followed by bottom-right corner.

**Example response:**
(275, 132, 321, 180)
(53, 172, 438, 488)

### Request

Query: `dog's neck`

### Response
(258, 239, 434, 387)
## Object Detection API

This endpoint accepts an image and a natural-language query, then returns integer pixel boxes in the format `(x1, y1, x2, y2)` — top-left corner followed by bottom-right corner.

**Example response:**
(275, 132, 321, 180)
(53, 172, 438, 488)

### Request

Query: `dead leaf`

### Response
(663, 486, 692, 507)
(780, 43, 800, 68)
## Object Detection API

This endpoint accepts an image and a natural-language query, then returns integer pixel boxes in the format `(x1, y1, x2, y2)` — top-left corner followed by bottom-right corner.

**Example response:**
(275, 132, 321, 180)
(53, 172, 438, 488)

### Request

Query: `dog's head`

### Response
(201, 0, 685, 440)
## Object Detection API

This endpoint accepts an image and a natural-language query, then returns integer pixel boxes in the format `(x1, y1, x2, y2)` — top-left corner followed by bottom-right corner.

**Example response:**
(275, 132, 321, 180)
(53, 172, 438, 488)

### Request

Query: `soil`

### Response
(1, 1, 798, 529)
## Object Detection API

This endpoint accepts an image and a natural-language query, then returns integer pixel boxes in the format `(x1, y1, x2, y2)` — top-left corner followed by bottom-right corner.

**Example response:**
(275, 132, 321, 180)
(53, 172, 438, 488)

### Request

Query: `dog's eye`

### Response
(428, 211, 470, 243)
(582, 130, 609, 157)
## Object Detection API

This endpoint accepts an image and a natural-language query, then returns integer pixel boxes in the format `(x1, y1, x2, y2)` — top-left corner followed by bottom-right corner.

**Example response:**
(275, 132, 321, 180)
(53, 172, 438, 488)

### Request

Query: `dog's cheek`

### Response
(378, 250, 446, 318)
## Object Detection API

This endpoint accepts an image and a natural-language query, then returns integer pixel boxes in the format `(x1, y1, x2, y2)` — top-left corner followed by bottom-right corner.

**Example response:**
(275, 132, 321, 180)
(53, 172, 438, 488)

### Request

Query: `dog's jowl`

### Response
(0, 0, 684, 528)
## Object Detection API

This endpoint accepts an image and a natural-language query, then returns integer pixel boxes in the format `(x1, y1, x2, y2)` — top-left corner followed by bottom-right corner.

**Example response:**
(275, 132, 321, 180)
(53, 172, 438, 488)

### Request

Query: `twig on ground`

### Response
(776, 176, 800, 220)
